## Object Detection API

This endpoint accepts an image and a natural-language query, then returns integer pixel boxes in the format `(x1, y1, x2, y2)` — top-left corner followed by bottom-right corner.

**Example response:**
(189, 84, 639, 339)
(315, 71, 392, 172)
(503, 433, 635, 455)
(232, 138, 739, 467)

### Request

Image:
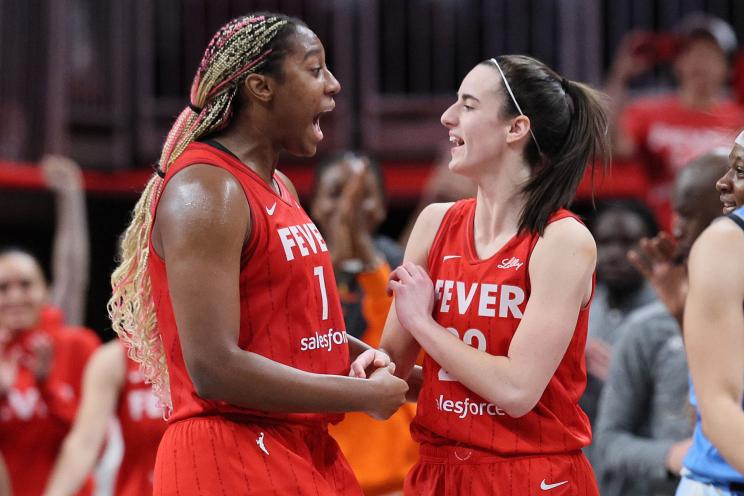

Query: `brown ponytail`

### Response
(486, 56, 610, 235)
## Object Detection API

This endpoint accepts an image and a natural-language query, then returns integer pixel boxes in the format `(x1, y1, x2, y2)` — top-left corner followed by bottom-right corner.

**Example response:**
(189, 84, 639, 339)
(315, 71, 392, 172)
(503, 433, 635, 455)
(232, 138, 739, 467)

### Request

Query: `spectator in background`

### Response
(311, 152, 403, 336)
(311, 152, 418, 495)
(606, 12, 742, 227)
(594, 151, 728, 496)
(582, 200, 658, 436)
(0, 155, 98, 495)
(44, 339, 165, 496)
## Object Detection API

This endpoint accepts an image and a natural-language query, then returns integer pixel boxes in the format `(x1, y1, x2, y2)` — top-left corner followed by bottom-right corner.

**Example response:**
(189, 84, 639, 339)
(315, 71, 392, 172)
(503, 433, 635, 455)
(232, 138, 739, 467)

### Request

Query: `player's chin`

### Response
(286, 134, 321, 157)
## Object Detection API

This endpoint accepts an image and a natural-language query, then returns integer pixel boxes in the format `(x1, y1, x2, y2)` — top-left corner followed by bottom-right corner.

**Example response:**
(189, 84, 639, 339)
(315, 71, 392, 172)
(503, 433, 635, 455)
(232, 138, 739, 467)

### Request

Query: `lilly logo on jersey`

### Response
(300, 328, 348, 352)
(497, 256, 523, 270)
(435, 394, 506, 419)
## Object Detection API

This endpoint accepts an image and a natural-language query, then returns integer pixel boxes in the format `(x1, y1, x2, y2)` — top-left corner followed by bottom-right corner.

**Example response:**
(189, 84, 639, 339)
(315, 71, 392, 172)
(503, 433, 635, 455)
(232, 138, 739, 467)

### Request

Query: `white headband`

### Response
(489, 58, 542, 155)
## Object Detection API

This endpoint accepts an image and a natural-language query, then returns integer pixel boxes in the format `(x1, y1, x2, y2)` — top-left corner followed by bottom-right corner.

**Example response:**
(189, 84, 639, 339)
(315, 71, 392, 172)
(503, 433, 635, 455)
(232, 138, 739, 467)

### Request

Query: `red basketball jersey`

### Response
(411, 199, 592, 455)
(148, 142, 349, 424)
(0, 324, 99, 495)
(115, 343, 166, 496)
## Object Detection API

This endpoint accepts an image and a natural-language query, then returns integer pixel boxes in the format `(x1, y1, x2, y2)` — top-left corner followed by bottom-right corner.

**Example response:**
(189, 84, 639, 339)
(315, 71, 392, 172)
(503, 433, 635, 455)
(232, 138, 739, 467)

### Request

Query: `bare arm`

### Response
(44, 341, 125, 496)
(156, 166, 406, 417)
(684, 219, 744, 473)
(42, 156, 89, 325)
(391, 219, 596, 417)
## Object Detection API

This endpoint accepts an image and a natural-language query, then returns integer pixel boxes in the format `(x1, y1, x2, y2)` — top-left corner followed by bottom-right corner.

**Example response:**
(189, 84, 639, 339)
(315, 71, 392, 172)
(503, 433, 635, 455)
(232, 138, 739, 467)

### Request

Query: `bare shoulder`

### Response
(689, 218, 744, 276)
(531, 217, 596, 277)
(86, 340, 126, 386)
(539, 216, 596, 256)
(155, 165, 250, 254)
(159, 164, 248, 222)
(405, 202, 455, 264)
(415, 202, 455, 235)
(692, 217, 744, 256)
(275, 169, 300, 201)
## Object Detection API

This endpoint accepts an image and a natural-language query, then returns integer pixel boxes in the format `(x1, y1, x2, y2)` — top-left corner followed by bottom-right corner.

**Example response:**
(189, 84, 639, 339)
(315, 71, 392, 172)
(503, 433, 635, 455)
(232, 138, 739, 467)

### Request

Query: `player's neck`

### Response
(212, 121, 280, 187)
(474, 183, 524, 242)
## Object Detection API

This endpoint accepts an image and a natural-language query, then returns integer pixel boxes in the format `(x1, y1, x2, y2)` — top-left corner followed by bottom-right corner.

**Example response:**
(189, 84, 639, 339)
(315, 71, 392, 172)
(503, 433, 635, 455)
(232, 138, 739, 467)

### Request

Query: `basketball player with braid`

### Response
(108, 13, 407, 495)
(352, 56, 609, 495)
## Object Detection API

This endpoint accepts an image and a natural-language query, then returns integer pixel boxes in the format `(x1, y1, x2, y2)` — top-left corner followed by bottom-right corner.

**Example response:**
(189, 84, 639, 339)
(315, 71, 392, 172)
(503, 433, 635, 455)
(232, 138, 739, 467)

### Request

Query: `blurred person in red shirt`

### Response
(44, 339, 165, 496)
(0, 156, 99, 495)
(606, 12, 743, 228)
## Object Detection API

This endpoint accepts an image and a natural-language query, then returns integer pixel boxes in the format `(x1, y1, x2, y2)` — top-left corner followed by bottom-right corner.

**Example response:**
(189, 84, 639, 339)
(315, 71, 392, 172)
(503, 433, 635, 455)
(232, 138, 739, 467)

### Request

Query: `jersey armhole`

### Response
(149, 159, 257, 264)
(727, 211, 744, 232)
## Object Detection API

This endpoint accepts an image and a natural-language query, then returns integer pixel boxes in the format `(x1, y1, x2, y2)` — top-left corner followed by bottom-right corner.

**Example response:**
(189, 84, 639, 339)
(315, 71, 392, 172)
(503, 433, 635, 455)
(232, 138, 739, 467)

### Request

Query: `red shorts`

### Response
(405, 444, 598, 496)
(153, 416, 362, 496)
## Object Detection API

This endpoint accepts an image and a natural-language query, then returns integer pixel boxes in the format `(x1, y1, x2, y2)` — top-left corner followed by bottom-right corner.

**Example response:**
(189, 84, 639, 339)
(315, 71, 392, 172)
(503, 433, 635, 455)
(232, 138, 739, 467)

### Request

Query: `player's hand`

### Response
(23, 333, 54, 383)
(388, 262, 435, 335)
(367, 363, 408, 420)
(41, 155, 84, 194)
(608, 31, 656, 84)
(586, 339, 612, 382)
(628, 231, 687, 320)
(349, 348, 391, 378)
(665, 437, 693, 475)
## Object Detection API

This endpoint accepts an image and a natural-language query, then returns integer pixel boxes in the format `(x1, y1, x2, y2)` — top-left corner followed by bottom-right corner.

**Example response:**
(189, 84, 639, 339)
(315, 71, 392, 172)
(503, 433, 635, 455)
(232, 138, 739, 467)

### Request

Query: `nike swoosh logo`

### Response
(540, 480, 568, 491)
(266, 202, 277, 216)
(442, 255, 461, 261)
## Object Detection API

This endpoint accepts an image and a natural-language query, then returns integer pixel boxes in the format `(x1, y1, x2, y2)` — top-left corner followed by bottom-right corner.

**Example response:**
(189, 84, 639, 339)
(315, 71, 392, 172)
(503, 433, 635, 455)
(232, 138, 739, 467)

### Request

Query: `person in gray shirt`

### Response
(594, 151, 728, 496)
(583, 202, 658, 432)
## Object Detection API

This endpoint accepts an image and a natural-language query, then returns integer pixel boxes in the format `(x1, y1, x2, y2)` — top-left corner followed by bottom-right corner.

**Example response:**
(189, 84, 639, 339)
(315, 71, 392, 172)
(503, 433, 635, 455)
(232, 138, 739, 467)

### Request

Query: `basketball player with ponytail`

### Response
(108, 13, 406, 495)
(352, 55, 610, 495)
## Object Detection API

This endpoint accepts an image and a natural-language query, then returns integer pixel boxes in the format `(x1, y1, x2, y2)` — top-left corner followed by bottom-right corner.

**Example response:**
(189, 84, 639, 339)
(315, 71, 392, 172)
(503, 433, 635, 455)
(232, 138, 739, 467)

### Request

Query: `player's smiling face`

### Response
(0, 253, 47, 333)
(717, 143, 744, 214)
(440, 64, 514, 176)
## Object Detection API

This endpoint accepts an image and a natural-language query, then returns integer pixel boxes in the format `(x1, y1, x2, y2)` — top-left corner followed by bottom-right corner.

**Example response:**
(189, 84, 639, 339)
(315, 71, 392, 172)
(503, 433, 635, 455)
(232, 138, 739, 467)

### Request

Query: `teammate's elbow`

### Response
(493, 389, 538, 418)
(185, 353, 231, 400)
(502, 401, 535, 418)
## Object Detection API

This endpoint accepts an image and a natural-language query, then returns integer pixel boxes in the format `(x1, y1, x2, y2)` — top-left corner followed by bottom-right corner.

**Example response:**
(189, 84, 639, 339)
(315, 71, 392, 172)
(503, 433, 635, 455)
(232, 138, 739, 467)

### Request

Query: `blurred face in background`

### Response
(674, 36, 728, 95)
(0, 252, 47, 333)
(672, 158, 728, 260)
(311, 156, 386, 235)
(594, 209, 648, 293)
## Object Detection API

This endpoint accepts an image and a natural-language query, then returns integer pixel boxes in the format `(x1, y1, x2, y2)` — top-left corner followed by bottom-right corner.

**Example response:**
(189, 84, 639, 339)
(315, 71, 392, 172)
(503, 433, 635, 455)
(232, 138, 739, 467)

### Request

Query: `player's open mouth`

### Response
(312, 105, 335, 142)
(721, 197, 737, 214)
(449, 134, 464, 152)
(312, 114, 323, 141)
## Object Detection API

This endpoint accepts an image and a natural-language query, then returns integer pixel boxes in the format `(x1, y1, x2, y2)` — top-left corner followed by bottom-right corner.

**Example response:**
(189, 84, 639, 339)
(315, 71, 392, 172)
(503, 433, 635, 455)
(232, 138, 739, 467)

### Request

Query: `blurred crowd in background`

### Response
(2, 1, 744, 495)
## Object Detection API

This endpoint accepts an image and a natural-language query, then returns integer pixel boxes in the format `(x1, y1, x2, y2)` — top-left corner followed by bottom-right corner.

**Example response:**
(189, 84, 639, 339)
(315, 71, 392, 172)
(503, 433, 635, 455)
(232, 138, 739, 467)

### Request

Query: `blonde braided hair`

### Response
(108, 13, 302, 415)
